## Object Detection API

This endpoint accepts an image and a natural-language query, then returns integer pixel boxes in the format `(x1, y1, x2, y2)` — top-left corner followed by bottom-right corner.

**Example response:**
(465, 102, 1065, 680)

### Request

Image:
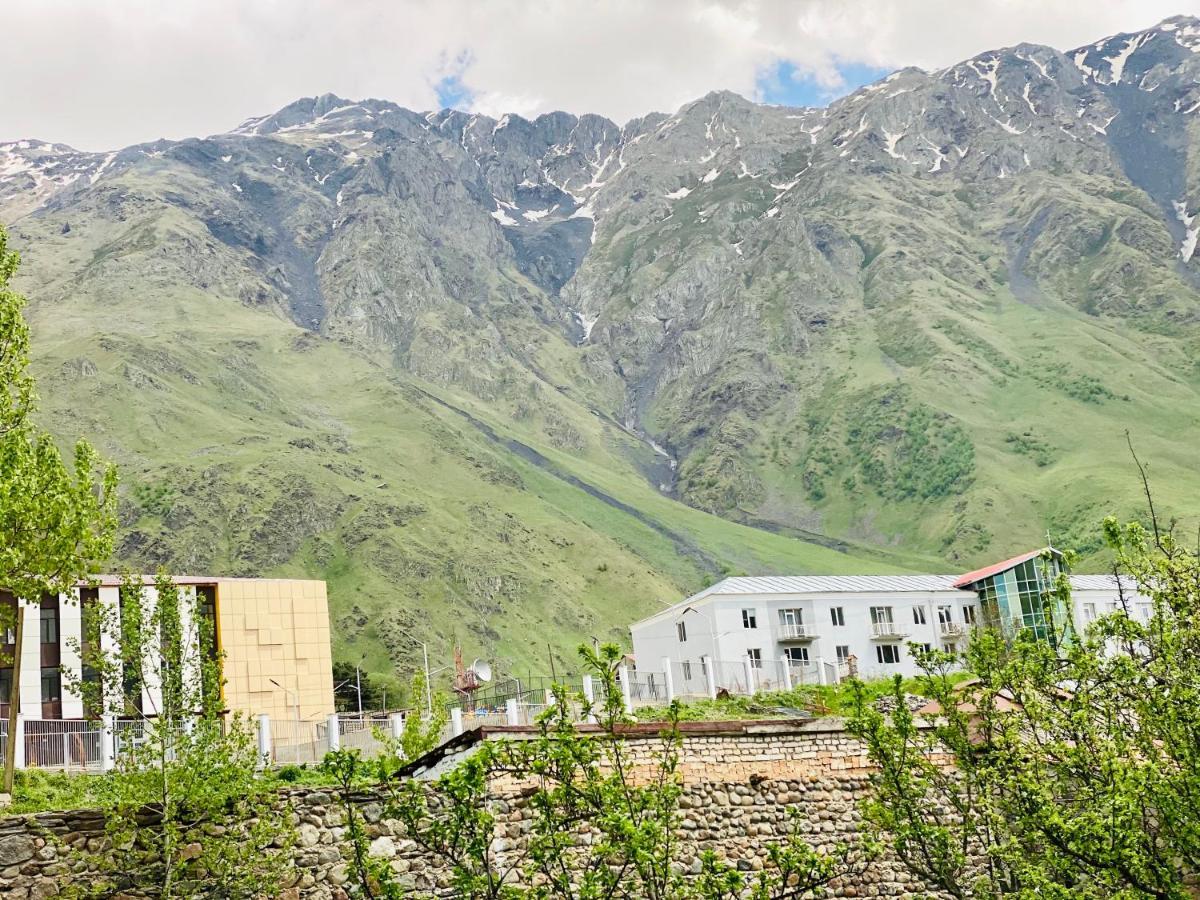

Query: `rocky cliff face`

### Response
(3, 16, 1200, 671)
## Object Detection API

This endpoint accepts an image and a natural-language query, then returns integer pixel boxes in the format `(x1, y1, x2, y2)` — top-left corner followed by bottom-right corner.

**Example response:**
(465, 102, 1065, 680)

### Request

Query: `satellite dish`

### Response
(469, 659, 492, 683)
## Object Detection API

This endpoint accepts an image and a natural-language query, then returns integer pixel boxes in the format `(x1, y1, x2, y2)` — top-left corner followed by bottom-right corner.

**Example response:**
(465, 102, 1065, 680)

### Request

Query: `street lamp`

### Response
(269, 678, 301, 724)
(390, 627, 433, 717)
(682, 605, 721, 659)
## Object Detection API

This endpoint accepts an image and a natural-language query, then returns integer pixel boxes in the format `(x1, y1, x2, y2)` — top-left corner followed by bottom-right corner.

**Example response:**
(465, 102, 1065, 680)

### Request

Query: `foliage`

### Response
(0, 225, 118, 791)
(334, 660, 386, 712)
(634, 673, 974, 723)
(848, 509, 1200, 897)
(845, 385, 975, 502)
(62, 570, 292, 899)
(327, 644, 871, 898)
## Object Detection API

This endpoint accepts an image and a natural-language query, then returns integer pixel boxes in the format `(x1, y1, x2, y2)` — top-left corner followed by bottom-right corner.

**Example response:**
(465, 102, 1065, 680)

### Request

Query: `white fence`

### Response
(1, 653, 848, 774)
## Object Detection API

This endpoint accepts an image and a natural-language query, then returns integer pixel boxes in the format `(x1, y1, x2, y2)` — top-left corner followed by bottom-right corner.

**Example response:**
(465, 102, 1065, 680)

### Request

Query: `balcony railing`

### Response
(870, 622, 909, 639)
(777, 622, 814, 641)
(938, 621, 967, 637)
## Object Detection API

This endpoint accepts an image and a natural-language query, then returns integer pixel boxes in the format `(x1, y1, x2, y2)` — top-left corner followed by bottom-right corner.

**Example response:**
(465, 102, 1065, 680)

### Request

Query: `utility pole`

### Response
(423, 643, 432, 717)
(355, 665, 362, 715)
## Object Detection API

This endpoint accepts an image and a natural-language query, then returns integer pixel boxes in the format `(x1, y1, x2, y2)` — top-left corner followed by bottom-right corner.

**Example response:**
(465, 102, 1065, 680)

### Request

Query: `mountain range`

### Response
(3, 15, 1199, 685)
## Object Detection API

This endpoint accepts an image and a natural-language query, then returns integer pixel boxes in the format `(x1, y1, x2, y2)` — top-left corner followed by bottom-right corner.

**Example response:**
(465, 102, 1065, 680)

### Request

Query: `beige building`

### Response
(1, 575, 335, 723)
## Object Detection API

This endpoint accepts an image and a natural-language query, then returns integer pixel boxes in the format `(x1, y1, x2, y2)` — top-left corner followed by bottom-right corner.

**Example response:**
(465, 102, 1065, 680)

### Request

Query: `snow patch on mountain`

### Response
(1175, 200, 1199, 261)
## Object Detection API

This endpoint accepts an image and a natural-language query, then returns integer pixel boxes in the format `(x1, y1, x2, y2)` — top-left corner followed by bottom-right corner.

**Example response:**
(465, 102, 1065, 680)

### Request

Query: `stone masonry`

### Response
(0, 719, 941, 898)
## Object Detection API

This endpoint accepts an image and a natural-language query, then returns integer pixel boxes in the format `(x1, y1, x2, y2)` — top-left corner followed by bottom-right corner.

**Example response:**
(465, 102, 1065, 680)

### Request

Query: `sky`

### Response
(2, 0, 1190, 151)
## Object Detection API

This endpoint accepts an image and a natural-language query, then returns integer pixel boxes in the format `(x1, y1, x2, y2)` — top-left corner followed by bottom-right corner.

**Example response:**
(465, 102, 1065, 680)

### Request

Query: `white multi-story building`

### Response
(629, 549, 1139, 686)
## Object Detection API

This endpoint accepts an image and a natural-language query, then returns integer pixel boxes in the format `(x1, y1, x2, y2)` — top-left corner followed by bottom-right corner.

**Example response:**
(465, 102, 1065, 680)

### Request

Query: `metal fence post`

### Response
(326, 713, 341, 752)
(618, 664, 633, 714)
(100, 714, 115, 773)
(581, 675, 596, 723)
(661, 657, 675, 702)
(505, 698, 520, 726)
(743, 656, 756, 695)
(781, 656, 793, 691)
(256, 714, 270, 769)
(389, 712, 405, 740)
(702, 656, 716, 700)
(450, 708, 463, 737)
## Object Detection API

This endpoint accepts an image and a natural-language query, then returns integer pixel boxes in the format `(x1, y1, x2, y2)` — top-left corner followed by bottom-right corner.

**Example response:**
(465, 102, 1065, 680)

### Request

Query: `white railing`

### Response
(267, 718, 326, 765)
(777, 622, 814, 640)
(870, 622, 908, 639)
(938, 621, 966, 637)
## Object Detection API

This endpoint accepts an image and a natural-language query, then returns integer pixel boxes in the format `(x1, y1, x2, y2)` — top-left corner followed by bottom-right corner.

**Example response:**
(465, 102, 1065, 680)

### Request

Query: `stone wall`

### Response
(0, 719, 940, 898)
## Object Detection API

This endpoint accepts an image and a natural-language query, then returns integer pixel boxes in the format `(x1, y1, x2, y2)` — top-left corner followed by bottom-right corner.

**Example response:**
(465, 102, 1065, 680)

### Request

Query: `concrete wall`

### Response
(0, 721, 945, 899)
(633, 581, 1144, 683)
(633, 589, 978, 681)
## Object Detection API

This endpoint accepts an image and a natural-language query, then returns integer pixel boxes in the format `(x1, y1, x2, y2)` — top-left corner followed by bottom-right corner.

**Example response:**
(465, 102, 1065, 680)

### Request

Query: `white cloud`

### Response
(0, 0, 1187, 150)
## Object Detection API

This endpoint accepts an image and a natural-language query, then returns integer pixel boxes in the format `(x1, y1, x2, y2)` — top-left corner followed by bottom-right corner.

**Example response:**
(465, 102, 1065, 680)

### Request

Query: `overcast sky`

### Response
(4, 0, 1189, 151)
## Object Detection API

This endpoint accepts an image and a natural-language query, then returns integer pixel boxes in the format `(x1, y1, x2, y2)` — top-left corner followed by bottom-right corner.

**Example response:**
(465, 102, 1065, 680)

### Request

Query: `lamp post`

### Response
(391, 627, 434, 717)
(269, 678, 300, 724)
(682, 605, 720, 660)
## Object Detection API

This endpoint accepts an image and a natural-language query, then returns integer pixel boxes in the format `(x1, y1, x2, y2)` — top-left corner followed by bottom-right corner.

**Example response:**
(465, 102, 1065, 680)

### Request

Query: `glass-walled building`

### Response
(953, 548, 1069, 644)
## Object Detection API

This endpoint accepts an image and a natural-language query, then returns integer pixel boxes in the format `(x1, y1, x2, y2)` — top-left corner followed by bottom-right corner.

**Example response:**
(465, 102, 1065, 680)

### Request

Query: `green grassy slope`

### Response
(21, 262, 909, 692)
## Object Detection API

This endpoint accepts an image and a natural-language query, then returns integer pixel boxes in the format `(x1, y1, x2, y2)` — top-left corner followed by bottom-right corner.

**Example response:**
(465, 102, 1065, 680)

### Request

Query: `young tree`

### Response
(849, 519, 1200, 898)
(64, 570, 291, 898)
(329, 644, 870, 898)
(0, 225, 117, 792)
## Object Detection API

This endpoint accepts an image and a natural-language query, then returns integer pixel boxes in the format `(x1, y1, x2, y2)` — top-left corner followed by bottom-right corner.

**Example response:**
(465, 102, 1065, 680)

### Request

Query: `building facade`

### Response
(0, 575, 335, 723)
(630, 549, 1139, 682)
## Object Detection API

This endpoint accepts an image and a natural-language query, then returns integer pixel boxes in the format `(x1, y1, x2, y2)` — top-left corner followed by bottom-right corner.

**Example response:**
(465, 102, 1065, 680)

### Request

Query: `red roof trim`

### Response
(953, 548, 1050, 589)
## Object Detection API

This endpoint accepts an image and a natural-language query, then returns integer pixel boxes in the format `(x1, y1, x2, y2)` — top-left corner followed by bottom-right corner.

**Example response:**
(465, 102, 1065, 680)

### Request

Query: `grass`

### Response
(5, 763, 339, 816)
(633, 673, 975, 723)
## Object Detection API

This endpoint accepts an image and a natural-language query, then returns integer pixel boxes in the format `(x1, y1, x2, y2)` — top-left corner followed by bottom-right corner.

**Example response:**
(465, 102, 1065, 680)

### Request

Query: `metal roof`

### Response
(952, 548, 1056, 589)
(1069, 574, 1129, 591)
(701, 575, 962, 594)
(635, 572, 1133, 629)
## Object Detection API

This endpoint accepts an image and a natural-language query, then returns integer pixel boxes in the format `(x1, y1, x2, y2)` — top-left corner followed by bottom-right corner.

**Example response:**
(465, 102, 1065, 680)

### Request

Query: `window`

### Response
(835, 645, 851, 662)
(779, 608, 803, 626)
(937, 605, 953, 626)
(676, 621, 687, 642)
(39, 607, 58, 644)
(912, 606, 927, 626)
(944, 642, 958, 654)
(0, 668, 11, 702)
(830, 606, 845, 627)
(876, 644, 901, 665)
(1137, 602, 1152, 621)
(784, 646, 809, 664)
(41, 667, 61, 702)
(747, 648, 762, 668)
(962, 605, 977, 625)
(870, 606, 895, 635)
(742, 609, 757, 629)
(916, 643, 933, 654)
(681, 660, 693, 680)
(1081, 602, 1096, 624)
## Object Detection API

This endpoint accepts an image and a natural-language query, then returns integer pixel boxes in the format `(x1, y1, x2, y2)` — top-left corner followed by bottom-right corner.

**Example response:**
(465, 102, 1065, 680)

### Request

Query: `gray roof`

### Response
(1068, 574, 1128, 591)
(699, 573, 1126, 596)
(700, 575, 961, 595)
(634, 572, 1133, 630)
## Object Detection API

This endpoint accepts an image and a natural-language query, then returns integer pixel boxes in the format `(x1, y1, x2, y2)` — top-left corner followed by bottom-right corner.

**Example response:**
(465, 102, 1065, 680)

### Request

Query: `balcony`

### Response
(777, 622, 815, 641)
(870, 622, 909, 640)
(938, 621, 967, 638)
